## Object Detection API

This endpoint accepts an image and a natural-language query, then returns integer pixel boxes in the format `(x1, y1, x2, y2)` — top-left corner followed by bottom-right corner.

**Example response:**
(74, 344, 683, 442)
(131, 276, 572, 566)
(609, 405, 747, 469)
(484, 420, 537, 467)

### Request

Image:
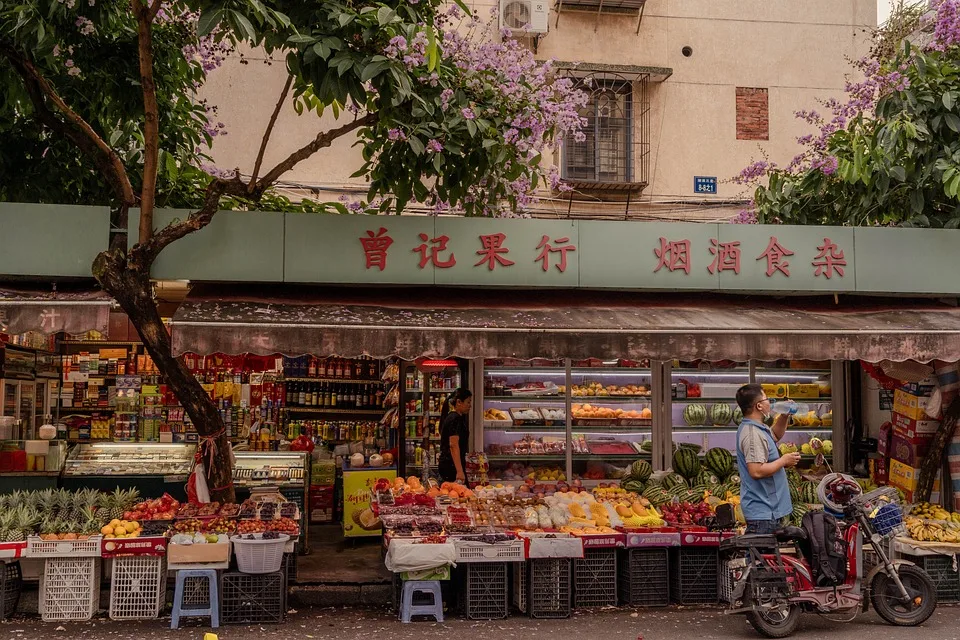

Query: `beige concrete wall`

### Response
(201, 0, 876, 220)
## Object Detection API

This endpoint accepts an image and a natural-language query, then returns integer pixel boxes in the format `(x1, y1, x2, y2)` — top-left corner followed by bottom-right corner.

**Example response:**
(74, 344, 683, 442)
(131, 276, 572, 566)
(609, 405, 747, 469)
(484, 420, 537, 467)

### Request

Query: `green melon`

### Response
(640, 440, 654, 452)
(622, 479, 646, 494)
(682, 403, 708, 426)
(733, 407, 743, 425)
(662, 473, 686, 490)
(704, 448, 735, 479)
(695, 469, 719, 487)
(630, 459, 652, 482)
(729, 474, 741, 486)
(673, 447, 701, 479)
(710, 403, 733, 426)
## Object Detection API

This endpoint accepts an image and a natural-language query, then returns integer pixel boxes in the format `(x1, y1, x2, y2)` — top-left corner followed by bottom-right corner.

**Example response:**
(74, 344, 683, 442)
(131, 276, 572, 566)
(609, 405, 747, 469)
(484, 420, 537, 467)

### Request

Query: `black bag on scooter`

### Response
(800, 510, 847, 587)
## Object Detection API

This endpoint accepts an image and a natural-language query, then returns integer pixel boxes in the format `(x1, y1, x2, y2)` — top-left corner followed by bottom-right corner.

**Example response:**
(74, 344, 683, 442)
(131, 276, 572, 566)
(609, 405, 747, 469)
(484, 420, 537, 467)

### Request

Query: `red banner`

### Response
(101, 536, 167, 558)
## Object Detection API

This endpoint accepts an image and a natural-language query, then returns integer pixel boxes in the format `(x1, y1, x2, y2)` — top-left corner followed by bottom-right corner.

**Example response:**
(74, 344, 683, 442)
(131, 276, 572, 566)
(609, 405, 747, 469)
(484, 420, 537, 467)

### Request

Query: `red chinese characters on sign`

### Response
(707, 238, 741, 275)
(812, 237, 847, 279)
(756, 237, 795, 277)
(653, 238, 691, 275)
(474, 233, 516, 271)
(413, 233, 456, 269)
(535, 236, 576, 273)
(360, 228, 393, 271)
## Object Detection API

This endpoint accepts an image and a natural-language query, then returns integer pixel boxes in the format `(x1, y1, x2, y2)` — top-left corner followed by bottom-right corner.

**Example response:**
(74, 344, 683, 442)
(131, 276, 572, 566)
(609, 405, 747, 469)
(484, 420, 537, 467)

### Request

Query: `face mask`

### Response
(758, 404, 771, 421)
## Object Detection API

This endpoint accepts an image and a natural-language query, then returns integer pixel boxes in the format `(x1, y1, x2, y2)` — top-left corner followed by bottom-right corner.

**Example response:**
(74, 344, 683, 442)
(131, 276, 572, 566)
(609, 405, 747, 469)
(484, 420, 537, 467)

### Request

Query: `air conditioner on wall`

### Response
(499, 0, 549, 34)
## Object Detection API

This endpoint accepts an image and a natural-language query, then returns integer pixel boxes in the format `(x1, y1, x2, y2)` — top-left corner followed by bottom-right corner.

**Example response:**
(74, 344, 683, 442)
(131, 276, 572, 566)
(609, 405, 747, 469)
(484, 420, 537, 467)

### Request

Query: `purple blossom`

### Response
(461, 107, 475, 120)
(75, 16, 95, 36)
(426, 139, 443, 153)
(732, 207, 758, 224)
(387, 128, 407, 142)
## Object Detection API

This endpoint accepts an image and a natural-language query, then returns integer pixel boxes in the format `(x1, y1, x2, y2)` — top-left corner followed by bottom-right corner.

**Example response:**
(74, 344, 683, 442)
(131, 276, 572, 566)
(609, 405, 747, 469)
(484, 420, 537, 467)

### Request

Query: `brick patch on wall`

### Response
(736, 87, 769, 141)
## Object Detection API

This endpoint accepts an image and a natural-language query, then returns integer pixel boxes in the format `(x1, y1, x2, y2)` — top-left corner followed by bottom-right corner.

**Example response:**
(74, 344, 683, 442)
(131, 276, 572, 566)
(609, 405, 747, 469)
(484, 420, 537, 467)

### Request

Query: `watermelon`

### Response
(799, 481, 818, 504)
(789, 483, 801, 503)
(710, 403, 733, 426)
(673, 447, 701, 479)
(630, 459, 652, 482)
(680, 488, 702, 503)
(662, 473, 686, 490)
(695, 469, 719, 486)
(704, 448, 735, 479)
(622, 479, 645, 494)
(640, 440, 654, 452)
(791, 503, 809, 526)
(729, 474, 741, 486)
(733, 407, 743, 425)
(682, 403, 708, 426)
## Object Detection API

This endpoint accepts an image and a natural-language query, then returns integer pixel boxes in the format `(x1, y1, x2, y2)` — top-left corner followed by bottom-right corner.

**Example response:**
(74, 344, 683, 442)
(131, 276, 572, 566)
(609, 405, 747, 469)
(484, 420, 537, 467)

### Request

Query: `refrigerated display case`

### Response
(61, 442, 194, 499)
(399, 360, 466, 479)
(0, 439, 67, 491)
(482, 360, 653, 487)
(233, 450, 311, 551)
(668, 362, 834, 468)
(0, 344, 39, 440)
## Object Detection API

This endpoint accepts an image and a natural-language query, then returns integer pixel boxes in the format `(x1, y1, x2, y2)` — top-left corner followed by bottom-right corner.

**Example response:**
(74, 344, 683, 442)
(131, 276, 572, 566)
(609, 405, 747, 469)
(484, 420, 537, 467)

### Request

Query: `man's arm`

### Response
(747, 453, 800, 480)
(772, 413, 788, 441)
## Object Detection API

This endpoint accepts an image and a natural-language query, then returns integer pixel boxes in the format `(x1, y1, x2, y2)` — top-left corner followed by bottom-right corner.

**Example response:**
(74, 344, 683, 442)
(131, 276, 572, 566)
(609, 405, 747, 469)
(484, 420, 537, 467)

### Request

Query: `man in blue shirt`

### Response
(735, 383, 801, 535)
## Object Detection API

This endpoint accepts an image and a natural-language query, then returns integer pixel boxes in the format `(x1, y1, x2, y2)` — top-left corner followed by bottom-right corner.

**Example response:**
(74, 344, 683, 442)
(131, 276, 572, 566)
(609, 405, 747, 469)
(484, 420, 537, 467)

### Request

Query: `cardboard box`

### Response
(166, 541, 231, 565)
(900, 380, 936, 398)
(878, 421, 893, 457)
(888, 459, 941, 503)
(869, 458, 889, 485)
(893, 389, 937, 421)
(311, 460, 336, 485)
(891, 412, 940, 439)
(310, 485, 335, 524)
(787, 384, 821, 399)
(890, 431, 933, 467)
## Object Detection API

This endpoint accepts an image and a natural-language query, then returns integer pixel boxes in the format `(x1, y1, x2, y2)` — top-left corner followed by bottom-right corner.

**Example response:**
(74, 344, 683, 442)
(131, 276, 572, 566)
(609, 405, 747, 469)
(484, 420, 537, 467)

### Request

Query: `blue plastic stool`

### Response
(171, 569, 220, 629)
(400, 580, 444, 623)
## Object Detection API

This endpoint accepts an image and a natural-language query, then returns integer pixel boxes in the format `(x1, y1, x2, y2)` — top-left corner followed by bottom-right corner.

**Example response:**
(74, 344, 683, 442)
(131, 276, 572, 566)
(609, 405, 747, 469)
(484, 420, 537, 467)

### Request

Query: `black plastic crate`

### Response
(529, 558, 571, 619)
(670, 547, 719, 605)
(461, 562, 509, 620)
(283, 552, 298, 585)
(903, 553, 960, 603)
(574, 548, 617, 608)
(618, 548, 669, 606)
(221, 571, 286, 624)
(1, 561, 21, 620)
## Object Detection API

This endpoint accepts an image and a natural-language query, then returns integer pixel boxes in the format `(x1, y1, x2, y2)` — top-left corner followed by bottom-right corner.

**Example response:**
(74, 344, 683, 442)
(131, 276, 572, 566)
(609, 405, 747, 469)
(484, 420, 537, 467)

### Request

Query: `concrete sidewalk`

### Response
(2, 605, 956, 640)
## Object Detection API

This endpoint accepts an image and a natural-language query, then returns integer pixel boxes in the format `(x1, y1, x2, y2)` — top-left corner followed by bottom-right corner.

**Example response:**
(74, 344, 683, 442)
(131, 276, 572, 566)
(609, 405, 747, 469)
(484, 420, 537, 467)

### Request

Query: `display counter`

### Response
(61, 442, 193, 499)
(233, 450, 310, 551)
(0, 439, 66, 491)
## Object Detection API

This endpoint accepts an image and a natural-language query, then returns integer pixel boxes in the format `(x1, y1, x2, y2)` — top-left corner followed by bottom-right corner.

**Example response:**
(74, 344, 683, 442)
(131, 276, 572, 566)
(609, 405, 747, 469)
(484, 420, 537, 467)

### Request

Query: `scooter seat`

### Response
(720, 533, 779, 551)
(775, 526, 807, 543)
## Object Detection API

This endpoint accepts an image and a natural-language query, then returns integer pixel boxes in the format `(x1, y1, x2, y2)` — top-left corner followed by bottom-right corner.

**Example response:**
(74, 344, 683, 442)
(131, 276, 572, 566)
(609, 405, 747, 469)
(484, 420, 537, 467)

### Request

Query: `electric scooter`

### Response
(721, 474, 937, 638)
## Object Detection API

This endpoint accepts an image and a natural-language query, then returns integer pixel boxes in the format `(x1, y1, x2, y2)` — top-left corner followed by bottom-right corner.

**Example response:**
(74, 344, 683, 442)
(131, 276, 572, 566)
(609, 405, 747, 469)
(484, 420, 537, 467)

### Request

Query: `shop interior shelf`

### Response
(483, 424, 653, 432)
(486, 367, 651, 375)
(670, 397, 832, 403)
(672, 426, 832, 432)
(671, 368, 828, 377)
(405, 388, 457, 394)
(486, 453, 651, 462)
(280, 407, 383, 415)
(485, 396, 652, 402)
(284, 377, 379, 385)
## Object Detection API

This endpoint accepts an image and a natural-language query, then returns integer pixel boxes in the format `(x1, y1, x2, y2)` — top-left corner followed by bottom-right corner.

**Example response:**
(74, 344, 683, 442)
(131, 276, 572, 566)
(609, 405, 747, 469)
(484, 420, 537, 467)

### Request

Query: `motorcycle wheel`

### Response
(747, 602, 801, 638)
(871, 563, 937, 626)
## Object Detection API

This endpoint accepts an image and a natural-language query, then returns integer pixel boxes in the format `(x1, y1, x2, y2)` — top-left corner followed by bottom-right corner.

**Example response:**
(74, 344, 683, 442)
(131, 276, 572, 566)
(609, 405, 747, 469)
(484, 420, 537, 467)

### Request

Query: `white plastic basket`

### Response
(39, 557, 100, 622)
(27, 535, 102, 558)
(455, 539, 525, 563)
(109, 555, 166, 620)
(232, 534, 290, 574)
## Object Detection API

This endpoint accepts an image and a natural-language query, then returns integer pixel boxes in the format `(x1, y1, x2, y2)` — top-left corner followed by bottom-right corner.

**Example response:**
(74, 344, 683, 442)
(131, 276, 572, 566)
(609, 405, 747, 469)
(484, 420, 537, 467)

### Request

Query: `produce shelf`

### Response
(486, 366, 651, 374)
(485, 396, 651, 402)
(280, 407, 382, 415)
(483, 424, 652, 432)
(671, 397, 832, 402)
(486, 454, 648, 462)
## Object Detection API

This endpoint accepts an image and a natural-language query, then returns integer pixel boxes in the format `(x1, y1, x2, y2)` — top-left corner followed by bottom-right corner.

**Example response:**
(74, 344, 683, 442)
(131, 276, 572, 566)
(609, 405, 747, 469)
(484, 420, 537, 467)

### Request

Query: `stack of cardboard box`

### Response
(887, 385, 941, 503)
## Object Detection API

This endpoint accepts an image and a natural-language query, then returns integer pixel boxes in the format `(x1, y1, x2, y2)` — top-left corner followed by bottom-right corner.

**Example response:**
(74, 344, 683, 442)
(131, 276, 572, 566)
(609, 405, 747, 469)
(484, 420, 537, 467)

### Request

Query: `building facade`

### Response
(201, 0, 876, 221)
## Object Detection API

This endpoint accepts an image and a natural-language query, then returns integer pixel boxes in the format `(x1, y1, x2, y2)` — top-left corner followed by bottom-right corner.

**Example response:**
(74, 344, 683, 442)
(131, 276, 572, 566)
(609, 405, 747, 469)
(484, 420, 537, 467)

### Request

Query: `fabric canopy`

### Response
(0, 285, 112, 336)
(169, 286, 960, 363)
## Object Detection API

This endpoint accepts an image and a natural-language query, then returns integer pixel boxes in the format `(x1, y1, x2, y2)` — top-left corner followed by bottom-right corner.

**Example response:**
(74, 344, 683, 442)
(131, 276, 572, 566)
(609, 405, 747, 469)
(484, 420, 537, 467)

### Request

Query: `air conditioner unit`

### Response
(499, 0, 549, 34)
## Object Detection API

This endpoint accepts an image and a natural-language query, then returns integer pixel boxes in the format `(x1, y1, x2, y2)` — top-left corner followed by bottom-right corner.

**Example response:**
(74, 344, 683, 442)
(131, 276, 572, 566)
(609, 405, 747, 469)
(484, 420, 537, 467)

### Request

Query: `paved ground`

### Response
(3, 605, 957, 640)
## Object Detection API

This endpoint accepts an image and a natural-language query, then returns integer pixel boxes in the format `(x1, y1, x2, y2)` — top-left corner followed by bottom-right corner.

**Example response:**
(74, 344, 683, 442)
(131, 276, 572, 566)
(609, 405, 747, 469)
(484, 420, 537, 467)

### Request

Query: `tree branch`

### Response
(248, 75, 294, 193)
(0, 42, 136, 209)
(147, 0, 163, 22)
(253, 112, 378, 194)
(133, 0, 161, 245)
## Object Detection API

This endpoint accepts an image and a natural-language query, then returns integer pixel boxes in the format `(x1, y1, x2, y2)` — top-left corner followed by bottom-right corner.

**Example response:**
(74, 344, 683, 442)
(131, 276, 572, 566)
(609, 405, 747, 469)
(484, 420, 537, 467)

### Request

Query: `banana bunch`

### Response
(906, 517, 960, 543)
(910, 502, 954, 521)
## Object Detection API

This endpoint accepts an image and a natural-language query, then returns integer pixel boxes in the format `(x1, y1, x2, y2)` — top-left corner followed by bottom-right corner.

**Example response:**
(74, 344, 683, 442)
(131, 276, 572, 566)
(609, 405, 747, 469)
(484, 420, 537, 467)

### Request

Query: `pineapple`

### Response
(36, 489, 56, 520)
(52, 490, 72, 520)
(0, 510, 14, 543)
(80, 507, 102, 539)
(104, 487, 139, 521)
(14, 506, 40, 541)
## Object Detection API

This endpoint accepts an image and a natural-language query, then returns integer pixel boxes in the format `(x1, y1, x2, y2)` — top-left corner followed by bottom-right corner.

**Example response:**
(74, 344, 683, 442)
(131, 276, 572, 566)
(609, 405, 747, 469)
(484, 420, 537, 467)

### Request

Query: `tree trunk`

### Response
(94, 249, 235, 503)
(917, 397, 960, 503)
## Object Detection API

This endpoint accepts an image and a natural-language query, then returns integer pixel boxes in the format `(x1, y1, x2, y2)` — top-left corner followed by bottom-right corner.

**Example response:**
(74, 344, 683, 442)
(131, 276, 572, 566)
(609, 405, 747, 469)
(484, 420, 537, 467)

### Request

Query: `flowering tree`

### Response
(1, 0, 584, 500)
(735, 0, 960, 228)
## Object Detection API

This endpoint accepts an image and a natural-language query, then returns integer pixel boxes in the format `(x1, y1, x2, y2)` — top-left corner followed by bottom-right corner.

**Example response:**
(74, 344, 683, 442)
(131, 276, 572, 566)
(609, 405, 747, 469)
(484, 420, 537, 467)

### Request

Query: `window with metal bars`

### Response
(563, 81, 633, 184)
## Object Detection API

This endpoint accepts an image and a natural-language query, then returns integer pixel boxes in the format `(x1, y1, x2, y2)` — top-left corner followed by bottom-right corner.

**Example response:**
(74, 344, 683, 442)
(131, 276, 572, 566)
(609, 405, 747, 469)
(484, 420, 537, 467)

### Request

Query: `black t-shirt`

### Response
(438, 411, 469, 481)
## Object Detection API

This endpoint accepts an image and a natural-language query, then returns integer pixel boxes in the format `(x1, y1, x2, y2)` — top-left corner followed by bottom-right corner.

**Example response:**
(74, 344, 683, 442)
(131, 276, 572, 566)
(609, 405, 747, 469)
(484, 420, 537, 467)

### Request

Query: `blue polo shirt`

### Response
(736, 418, 793, 522)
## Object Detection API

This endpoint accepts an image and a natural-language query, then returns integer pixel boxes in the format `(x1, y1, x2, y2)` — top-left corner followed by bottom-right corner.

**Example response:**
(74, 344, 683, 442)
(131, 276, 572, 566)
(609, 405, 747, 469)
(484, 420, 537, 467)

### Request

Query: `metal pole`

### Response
(565, 358, 573, 483)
